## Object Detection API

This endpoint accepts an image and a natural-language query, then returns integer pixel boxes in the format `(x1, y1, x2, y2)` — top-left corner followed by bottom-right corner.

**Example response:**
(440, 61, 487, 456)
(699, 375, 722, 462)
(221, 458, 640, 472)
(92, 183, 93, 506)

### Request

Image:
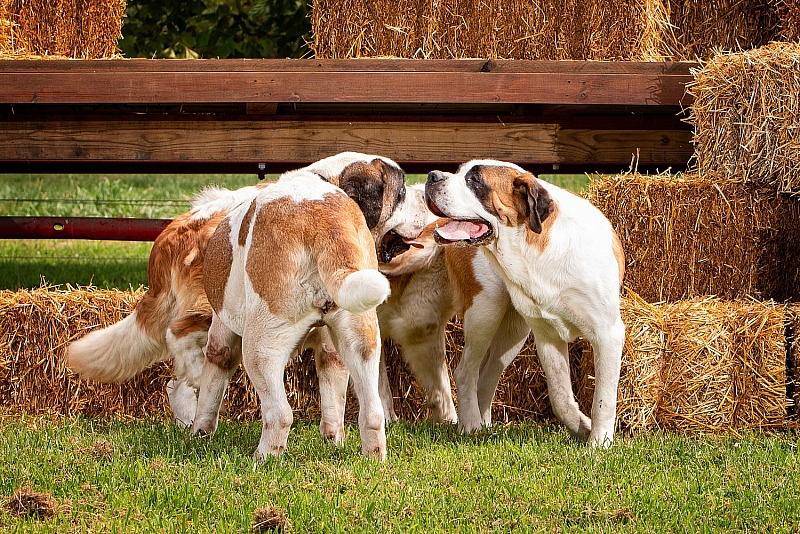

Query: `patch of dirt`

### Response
(252, 505, 290, 533)
(5, 487, 58, 519)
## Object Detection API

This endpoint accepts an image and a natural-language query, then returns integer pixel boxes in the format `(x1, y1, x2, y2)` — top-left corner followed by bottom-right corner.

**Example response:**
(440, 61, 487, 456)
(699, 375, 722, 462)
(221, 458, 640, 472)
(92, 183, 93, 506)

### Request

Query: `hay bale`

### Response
(657, 297, 789, 432)
(309, 0, 779, 60)
(1, 288, 792, 434)
(584, 171, 799, 302)
(779, 0, 800, 42)
(2, 0, 124, 59)
(0, 286, 170, 418)
(687, 43, 800, 195)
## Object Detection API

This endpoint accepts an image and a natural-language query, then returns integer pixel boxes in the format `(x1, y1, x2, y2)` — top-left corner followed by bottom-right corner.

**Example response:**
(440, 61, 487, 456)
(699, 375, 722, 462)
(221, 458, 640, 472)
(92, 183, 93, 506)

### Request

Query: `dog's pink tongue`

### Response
(404, 239, 424, 249)
(436, 220, 485, 241)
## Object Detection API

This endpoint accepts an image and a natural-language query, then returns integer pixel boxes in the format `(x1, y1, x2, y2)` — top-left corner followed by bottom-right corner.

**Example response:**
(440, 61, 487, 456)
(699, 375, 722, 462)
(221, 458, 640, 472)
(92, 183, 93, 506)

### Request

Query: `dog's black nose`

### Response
(427, 170, 444, 184)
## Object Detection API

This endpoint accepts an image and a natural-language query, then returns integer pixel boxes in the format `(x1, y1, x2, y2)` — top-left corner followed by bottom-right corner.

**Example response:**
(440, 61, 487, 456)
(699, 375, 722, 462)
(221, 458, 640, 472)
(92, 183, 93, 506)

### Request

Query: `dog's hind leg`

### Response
(586, 318, 625, 448)
(166, 319, 210, 427)
(244, 314, 317, 460)
(309, 326, 349, 445)
(476, 308, 530, 426)
(530, 320, 591, 440)
(378, 346, 399, 424)
(191, 314, 242, 436)
(394, 324, 456, 424)
(326, 309, 386, 461)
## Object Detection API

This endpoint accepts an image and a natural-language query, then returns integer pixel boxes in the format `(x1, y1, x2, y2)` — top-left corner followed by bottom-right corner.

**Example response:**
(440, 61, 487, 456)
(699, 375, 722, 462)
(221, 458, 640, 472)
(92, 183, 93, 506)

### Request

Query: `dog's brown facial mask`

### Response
(333, 159, 405, 231)
(471, 166, 554, 234)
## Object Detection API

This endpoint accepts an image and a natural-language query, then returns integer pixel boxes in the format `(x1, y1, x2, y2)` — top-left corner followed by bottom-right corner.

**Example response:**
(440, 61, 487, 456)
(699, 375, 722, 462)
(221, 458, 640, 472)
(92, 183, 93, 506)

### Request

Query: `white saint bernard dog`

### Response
(425, 160, 626, 447)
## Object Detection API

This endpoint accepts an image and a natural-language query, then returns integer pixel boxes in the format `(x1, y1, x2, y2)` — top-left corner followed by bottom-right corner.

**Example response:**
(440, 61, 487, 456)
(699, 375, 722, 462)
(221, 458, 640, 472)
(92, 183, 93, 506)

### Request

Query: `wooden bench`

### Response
(0, 58, 696, 239)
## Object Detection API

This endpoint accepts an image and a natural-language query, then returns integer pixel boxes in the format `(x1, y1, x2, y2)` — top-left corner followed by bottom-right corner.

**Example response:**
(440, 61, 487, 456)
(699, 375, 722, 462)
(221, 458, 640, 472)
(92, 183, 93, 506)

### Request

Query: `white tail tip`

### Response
(336, 270, 390, 313)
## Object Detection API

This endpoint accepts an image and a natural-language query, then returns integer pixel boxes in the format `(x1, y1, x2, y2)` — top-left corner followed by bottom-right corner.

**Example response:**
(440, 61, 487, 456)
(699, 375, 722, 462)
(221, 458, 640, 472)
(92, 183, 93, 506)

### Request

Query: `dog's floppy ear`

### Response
(335, 161, 385, 229)
(513, 173, 554, 234)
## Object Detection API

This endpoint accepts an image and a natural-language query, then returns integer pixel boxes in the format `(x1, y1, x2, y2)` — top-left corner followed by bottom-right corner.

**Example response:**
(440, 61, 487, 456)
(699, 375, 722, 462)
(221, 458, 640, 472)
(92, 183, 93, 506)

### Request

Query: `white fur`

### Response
(337, 270, 391, 313)
(426, 160, 625, 448)
(65, 311, 166, 383)
(190, 185, 262, 220)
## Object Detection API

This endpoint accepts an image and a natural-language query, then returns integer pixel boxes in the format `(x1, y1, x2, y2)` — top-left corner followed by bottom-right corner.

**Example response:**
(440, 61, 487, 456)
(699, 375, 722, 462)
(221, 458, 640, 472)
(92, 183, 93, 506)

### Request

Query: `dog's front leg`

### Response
(587, 319, 625, 448)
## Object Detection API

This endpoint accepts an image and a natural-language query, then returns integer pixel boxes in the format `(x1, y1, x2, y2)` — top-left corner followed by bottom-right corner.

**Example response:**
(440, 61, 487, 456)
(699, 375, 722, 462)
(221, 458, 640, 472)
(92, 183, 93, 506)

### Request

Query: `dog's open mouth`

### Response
(380, 230, 424, 263)
(433, 219, 494, 246)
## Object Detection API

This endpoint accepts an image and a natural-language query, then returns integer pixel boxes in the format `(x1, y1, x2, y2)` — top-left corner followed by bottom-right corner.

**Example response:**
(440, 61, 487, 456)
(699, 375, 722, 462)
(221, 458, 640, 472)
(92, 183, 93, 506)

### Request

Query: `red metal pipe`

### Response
(0, 216, 172, 241)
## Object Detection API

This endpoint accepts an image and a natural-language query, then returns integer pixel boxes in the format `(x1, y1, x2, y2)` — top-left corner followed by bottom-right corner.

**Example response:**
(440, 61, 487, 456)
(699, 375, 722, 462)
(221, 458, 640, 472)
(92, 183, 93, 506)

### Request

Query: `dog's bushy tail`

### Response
(334, 270, 391, 313)
(314, 226, 390, 314)
(65, 309, 167, 383)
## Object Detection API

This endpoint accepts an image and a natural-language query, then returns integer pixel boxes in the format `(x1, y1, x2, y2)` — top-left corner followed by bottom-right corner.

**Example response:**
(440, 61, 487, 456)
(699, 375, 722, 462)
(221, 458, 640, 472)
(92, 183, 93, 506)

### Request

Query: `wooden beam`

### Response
(0, 118, 692, 171)
(0, 59, 694, 106)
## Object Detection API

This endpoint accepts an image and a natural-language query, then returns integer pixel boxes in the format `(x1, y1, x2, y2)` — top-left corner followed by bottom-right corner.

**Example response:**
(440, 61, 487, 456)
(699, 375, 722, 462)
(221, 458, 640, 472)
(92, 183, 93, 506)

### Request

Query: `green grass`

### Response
(1, 414, 799, 533)
(0, 173, 590, 290)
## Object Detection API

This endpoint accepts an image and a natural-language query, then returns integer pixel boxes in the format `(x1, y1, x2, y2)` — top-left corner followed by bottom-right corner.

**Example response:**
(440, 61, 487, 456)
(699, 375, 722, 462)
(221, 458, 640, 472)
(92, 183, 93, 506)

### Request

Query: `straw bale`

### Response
(584, 171, 798, 302)
(0, 286, 170, 418)
(310, 0, 779, 60)
(779, 0, 800, 42)
(656, 297, 789, 433)
(1, 288, 792, 434)
(788, 304, 800, 425)
(687, 43, 800, 194)
(2, 0, 124, 59)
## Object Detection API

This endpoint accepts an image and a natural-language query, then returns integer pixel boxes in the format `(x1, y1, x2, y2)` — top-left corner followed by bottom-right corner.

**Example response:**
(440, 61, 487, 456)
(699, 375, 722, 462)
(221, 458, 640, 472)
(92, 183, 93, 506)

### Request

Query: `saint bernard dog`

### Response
(197, 170, 399, 460)
(425, 160, 626, 447)
(65, 152, 429, 460)
(374, 188, 529, 428)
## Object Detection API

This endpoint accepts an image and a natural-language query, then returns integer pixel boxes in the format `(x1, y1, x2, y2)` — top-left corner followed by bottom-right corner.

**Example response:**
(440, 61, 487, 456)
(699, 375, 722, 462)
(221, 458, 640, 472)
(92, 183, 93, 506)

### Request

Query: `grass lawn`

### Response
(2, 414, 799, 533)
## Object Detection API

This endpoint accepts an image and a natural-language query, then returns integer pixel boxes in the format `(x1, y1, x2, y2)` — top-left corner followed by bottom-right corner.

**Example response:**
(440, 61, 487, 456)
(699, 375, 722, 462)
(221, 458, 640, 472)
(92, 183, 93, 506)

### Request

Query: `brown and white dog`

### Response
(195, 170, 414, 460)
(374, 186, 529, 428)
(65, 152, 429, 456)
(425, 160, 626, 447)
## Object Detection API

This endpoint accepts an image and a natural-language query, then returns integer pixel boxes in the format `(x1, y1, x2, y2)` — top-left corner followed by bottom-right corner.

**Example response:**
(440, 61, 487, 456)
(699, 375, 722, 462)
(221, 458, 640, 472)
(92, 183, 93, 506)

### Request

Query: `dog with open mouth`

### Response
(425, 160, 626, 447)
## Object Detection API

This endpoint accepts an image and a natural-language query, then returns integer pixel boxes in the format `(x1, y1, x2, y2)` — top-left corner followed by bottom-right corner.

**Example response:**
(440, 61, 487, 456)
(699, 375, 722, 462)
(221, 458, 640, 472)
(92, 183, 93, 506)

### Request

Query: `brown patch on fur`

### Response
(245, 193, 376, 317)
(204, 217, 234, 313)
(328, 158, 405, 235)
(611, 230, 626, 288)
(315, 342, 346, 371)
(524, 200, 559, 253)
(169, 310, 213, 338)
(444, 247, 482, 312)
(238, 200, 256, 247)
(206, 334, 238, 370)
(476, 166, 559, 254)
(479, 167, 529, 227)
(136, 211, 228, 340)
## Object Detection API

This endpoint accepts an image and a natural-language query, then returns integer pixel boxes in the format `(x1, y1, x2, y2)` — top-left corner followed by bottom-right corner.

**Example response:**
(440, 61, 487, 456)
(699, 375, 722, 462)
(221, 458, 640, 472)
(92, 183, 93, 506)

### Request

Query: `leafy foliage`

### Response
(119, 0, 311, 59)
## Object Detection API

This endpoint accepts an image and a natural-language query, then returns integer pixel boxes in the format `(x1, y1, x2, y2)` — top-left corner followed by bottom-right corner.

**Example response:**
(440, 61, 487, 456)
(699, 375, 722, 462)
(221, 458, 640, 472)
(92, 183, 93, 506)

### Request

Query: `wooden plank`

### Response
(0, 71, 692, 105)
(0, 118, 692, 170)
(0, 58, 698, 75)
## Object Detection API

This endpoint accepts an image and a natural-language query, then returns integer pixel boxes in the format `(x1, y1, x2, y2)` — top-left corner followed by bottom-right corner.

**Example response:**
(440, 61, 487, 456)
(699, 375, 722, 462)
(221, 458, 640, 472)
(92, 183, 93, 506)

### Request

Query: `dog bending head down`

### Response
(424, 160, 625, 448)
(198, 170, 405, 461)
